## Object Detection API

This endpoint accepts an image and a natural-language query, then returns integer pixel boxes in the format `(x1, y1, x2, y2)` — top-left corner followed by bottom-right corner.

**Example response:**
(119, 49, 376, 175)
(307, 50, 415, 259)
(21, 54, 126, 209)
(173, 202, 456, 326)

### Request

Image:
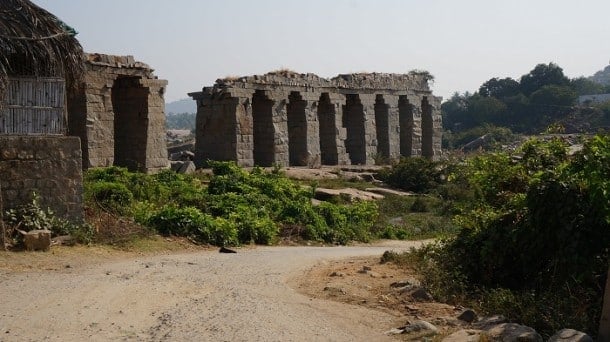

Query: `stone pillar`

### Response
(267, 90, 289, 167)
(359, 93, 378, 165)
(141, 78, 169, 173)
(407, 94, 423, 157)
(193, 89, 255, 167)
(429, 95, 443, 160)
(333, 94, 350, 165)
(78, 72, 116, 168)
(384, 94, 401, 160)
(302, 91, 322, 166)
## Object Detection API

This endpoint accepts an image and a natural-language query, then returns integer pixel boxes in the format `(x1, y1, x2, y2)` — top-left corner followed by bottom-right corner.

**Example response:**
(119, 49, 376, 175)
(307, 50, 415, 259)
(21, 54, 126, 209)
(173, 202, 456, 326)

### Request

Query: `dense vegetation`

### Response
(443, 63, 610, 149)
(83, 162, 381, 246)
(383, 135, 609, 337)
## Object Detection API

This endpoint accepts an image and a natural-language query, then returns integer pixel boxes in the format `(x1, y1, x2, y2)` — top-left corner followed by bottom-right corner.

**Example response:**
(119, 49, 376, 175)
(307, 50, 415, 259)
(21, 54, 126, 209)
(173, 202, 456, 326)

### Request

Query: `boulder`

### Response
(485, 323, 542, 342)
(22, 229, 51, 251)
(409, 287, 434, 301)
(472, 315, 508, 330)
(547, 329, 593, 342)
(457, 309, 478, 323)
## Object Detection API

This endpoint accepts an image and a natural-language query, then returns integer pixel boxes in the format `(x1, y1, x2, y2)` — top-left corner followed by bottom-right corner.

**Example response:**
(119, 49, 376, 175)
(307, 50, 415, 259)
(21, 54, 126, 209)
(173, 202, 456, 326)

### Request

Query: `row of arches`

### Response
(249, 90, 434, 167)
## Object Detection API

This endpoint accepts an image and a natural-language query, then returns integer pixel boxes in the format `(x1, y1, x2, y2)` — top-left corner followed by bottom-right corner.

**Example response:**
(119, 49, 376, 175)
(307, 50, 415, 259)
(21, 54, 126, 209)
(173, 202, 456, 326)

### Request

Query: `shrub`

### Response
(377, 157, 442, 193)
(86, 181, 133, 214)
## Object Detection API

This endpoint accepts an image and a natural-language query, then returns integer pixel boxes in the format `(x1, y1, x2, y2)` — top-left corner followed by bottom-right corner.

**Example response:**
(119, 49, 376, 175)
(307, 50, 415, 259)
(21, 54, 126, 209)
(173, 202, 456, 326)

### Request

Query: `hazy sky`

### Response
(33, 0, 610, 102)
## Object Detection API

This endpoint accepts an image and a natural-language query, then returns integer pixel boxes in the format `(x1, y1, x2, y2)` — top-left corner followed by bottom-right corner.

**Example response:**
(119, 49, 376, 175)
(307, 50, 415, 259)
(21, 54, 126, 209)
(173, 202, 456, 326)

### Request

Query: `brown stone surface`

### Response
(190, 71, 442, 168)
(68, 53, 168, 173)
(0, 136, 83, 223)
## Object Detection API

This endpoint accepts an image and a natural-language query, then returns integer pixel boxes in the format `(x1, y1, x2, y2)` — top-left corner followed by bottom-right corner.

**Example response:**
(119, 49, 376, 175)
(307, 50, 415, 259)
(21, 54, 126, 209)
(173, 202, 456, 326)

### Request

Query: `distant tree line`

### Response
(443, 63, 610, 145)
(166, 112, 196, 132)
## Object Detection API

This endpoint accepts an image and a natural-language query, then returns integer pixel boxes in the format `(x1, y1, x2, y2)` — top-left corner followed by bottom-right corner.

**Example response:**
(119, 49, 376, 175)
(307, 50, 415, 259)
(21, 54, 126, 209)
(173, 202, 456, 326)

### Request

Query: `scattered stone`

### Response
(548, 329, 593, 342)
(51, 235, 74, 246)
(485, 323, 542, 342)
(357, 266, 372, 274)
(472, 315, 508, 330)
(329, 271, 345, 277)
(402, 320, 439, 335)
(457, 309, 477, 323)
(365, 187, 414, 197)
(385, 328, 405, 335)
(409, 287, 434, 301)
(442, 329, 483, 342)
(388, 217, 403, 225)
(367, 271, 381, 278)
(323, 286, 346, 295)
(219, 246, 237, 253)
(390, 279, 418, 288)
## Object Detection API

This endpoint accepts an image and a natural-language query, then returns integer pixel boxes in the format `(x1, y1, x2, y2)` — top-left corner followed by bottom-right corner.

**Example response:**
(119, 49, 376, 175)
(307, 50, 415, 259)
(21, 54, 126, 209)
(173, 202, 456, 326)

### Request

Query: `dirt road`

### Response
(0, 242, 422, 341)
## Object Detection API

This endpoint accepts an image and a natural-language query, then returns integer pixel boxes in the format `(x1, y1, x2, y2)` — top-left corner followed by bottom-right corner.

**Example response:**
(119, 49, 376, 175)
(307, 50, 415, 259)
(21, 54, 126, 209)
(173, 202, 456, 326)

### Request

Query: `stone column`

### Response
(359, 93, 378, 165)
(141, 78, 169, 173)
(429, 95, 443, 160)
(384, 94, 401, 160)
(193, 88, 255, 168)
(332, 93, 350, 165)
(407, 94, 423, 157)
(266, 90, 290, 167)
(301, 91, 322, 166)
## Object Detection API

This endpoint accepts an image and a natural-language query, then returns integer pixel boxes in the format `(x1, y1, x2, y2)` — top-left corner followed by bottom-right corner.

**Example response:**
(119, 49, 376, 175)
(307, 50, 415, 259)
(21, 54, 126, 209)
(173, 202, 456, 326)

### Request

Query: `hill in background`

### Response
(166, 98, 196, 114)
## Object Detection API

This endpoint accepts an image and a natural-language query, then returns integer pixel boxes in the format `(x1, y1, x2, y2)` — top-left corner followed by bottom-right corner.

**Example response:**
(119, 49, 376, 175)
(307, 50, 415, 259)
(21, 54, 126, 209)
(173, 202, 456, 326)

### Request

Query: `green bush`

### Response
(86, 181, 133, 214)
(377, 157, 442, 193)
(410, 135, 610, 337)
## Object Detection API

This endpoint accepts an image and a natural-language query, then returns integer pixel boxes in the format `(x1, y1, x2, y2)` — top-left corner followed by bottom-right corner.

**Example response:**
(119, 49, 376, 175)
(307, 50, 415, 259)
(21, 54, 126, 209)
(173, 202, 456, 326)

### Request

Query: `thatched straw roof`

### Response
(0, 0, 85, 99)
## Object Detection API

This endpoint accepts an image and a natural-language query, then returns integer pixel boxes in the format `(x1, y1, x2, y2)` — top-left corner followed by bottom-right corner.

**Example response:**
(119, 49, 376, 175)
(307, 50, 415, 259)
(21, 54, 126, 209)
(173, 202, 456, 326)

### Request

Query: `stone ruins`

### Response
(68, 53, 169, 173)
(189, 70, 442, 167)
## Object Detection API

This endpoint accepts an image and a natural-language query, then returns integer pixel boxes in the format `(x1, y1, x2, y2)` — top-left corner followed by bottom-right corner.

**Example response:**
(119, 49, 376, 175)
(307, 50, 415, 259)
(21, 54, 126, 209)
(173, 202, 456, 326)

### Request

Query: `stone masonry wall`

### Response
(0, 136, 83, 222)
(190, 71, 442, 167)
(68, 53, 169, 173)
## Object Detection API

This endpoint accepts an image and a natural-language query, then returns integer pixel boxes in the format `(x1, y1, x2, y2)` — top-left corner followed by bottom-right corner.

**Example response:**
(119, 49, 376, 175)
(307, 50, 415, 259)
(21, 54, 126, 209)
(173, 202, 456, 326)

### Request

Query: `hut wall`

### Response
(0, 77, 66, 135)
(0, 135, 84, 223)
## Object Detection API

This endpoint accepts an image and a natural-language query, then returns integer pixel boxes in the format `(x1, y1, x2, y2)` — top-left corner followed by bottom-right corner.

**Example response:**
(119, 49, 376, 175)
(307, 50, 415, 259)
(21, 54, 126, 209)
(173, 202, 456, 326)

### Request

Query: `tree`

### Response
(571, 77, 605, 96)
(520, 63, 570, 96)
(529, 84, 577, 107)
(479, 77, 521, 99)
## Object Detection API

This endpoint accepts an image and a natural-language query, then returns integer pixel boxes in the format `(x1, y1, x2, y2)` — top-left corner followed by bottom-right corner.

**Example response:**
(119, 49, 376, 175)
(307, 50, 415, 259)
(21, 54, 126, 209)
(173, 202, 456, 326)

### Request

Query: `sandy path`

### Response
(0, 242, 422, 341)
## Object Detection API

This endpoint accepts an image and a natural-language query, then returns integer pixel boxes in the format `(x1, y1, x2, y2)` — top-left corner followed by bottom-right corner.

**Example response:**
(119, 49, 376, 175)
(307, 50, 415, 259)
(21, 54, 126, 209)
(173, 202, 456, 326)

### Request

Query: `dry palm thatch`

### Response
(0, 0, 85, 102)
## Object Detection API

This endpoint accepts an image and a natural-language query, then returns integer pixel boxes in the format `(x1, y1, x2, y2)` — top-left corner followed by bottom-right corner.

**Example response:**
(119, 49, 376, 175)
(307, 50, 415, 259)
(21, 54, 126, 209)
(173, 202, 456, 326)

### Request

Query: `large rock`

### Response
(23, 229, 51, 251)
(485, 323, 542, 342)
(547, 329, 593, 342)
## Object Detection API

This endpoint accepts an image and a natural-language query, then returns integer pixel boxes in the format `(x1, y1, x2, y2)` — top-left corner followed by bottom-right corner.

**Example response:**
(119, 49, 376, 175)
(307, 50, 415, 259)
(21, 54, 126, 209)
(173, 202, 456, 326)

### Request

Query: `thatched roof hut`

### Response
(0, 0, 84, 101)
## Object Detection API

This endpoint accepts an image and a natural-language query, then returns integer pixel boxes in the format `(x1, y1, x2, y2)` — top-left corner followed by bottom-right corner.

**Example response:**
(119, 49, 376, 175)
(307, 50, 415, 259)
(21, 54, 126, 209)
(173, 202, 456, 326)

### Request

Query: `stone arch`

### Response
(111, 76, 148, 171)
(287, 91, 308, 166)
(343, 94, 366, 164)
(317, 93, 337, 165)
(252, 90, 274, 166)
(421, 96, 434, 158)
(398, 95, 414, 157)
(374, 94, 390, 159)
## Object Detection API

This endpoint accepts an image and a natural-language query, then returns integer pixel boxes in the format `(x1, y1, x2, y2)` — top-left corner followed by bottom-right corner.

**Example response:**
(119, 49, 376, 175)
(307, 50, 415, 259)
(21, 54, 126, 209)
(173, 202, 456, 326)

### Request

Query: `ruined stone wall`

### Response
(0, 136, 83, 222)
(190, 71, 442, 167)
(68, 53, 169, 173)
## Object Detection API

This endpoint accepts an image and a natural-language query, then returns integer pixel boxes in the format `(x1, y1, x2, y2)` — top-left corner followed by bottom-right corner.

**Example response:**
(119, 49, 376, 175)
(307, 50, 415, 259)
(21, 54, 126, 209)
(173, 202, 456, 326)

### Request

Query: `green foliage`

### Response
(84, 162, 380, 246)
(442, 62, 601, 136)
(377, 157, 441, 193)
(165, 112, 196, 131)
(4, 193, 95, 244)
(409, 135, 610, 337)
(86, 182, 133, 214)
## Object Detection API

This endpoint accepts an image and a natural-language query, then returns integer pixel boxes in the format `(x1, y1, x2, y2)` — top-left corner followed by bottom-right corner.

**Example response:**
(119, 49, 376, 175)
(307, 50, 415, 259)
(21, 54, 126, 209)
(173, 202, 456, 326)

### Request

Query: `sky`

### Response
(33, 0, 610, 103)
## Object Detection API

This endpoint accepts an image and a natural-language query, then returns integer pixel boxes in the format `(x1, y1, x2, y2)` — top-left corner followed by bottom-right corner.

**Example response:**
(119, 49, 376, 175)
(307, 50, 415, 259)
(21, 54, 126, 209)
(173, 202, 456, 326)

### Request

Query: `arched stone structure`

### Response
(67, 53, 169, 173)
(189, 71, 442, 167)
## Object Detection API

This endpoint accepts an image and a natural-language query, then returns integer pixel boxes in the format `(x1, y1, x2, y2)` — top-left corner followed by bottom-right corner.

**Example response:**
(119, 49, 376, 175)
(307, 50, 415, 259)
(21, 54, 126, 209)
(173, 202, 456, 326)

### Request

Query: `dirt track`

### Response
(0, 242, 423, 341)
